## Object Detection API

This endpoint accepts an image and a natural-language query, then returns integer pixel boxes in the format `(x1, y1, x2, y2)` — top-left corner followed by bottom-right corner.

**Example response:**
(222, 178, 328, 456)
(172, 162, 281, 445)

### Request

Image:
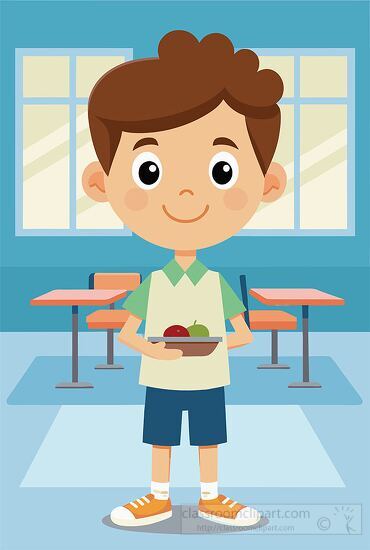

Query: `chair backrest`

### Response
(89, 272, 141, 291)
(239, 275, 250, 327)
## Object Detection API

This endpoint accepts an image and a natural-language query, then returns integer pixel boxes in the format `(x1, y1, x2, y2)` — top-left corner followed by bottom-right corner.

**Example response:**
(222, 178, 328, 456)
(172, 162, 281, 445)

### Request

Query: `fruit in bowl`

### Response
(187, 320, 209, 337)
(157, 321, 219, 356)
(162, 322, 210, 338)
(163, 325, 190, 337)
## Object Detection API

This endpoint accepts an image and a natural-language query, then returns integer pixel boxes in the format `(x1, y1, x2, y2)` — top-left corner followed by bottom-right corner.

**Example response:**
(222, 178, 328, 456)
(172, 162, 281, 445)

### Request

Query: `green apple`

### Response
(187, 320, 210, 337)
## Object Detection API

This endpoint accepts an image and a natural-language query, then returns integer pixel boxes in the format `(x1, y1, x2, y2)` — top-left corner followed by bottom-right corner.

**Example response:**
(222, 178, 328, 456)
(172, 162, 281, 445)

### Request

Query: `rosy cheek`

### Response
(124, 188, 149, 211)
(223, 188, 248, 210)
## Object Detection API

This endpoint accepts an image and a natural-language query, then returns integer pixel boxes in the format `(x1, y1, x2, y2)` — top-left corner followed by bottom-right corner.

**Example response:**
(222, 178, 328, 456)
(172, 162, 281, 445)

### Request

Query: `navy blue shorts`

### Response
(143, 386, 227, 446)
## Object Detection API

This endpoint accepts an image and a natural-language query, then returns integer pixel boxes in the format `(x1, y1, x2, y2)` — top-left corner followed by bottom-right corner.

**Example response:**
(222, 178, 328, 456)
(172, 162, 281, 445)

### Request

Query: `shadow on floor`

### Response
(102, 504, 268, 535)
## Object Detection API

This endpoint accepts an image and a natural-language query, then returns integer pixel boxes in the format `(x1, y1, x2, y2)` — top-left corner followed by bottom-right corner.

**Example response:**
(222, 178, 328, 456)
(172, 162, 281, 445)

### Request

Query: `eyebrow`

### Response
(213, 137, 238, 149)
(133, 137, 159, 150)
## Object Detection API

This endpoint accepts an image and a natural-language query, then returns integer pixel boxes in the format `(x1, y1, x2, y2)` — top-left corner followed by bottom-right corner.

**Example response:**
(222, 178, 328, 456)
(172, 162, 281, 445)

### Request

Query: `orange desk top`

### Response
(249, 288, 345, 307)
(30, 289, 127, 307)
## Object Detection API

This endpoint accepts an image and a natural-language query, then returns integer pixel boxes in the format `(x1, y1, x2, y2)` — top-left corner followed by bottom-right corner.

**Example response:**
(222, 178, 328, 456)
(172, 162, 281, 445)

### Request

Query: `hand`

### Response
(148, 341, 183, 360)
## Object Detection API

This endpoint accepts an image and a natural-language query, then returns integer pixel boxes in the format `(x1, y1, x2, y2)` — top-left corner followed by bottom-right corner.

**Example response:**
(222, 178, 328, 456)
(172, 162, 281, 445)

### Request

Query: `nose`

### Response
(179, 188, 194, 196)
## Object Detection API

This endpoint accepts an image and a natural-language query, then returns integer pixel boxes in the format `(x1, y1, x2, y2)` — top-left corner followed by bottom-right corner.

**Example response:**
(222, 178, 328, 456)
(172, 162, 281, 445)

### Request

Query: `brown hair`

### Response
(88, 31, 284, 175)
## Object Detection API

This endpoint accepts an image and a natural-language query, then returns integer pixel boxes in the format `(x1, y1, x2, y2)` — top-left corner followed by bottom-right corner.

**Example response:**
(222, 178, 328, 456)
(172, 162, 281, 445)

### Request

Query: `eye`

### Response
(209, 151, 239, 189)
(132, 152, 162, 189)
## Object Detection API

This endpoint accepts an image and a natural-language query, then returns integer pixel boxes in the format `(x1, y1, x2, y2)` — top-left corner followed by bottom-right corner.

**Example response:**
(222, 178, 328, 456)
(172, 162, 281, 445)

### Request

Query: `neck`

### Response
(174, 250, 197, 270)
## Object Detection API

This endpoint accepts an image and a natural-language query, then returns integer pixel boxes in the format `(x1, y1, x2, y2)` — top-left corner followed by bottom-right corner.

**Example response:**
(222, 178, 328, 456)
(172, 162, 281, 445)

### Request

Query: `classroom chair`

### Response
(239, 274, 297, 369)
(86, 273, 141, 369)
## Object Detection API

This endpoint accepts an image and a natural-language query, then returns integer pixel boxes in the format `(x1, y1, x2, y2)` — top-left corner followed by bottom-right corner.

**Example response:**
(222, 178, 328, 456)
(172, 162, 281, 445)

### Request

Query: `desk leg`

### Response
(95, 303, 124, 370)
(56, 305, 94, 389)
(288, 305, 321, 388)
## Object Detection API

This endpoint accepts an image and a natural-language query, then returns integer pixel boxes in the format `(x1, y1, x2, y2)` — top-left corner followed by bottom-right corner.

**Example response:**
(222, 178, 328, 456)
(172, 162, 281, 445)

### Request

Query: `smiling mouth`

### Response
(162, 204, 210, 223)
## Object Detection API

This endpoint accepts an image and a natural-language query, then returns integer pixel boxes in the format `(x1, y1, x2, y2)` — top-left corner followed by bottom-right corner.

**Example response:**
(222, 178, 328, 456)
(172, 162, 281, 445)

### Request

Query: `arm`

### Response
(227, 313, 253, 350)
(118, 313, 183, 360)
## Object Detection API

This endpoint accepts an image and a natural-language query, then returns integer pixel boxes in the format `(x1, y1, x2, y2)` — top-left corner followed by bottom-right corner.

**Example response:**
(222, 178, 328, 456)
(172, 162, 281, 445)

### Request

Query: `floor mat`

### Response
(21, 405, 344, 488)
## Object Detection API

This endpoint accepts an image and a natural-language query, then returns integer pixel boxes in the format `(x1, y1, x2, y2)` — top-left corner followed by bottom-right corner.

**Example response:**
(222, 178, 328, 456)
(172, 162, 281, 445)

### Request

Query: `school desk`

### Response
(30, 289, 127, 388)
(249, 288, 345, 388)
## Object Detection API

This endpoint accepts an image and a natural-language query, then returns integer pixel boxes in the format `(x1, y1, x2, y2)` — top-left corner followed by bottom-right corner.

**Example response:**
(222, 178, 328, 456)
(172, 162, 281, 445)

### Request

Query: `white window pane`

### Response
(23, 56, 69, 97)
(23, 105, 70, 228)
(76, 56, 124, 98)
(259, 56, 294, 97)
(300, 56, 347, 97)
(76, 105, 124, 229)
(300, 105, 347, 229)
(245, 105, 294, 229)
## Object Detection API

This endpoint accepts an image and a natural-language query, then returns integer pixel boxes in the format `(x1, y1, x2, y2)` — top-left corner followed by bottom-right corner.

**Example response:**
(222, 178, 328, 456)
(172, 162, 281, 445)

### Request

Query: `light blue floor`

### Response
(1, 331, 369, 550)
(7, 355, 361, 405)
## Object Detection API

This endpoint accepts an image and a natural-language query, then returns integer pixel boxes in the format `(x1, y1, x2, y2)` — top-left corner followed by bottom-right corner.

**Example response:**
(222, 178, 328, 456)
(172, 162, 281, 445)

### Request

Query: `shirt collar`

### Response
(162, 259, 208, 286)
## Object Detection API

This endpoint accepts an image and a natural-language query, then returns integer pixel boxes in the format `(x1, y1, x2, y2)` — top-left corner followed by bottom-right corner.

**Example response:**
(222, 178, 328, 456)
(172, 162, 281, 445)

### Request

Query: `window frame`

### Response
(15, 47, 355, 237)
(15, 47, 133, 236)
(237, 47, 355, 237)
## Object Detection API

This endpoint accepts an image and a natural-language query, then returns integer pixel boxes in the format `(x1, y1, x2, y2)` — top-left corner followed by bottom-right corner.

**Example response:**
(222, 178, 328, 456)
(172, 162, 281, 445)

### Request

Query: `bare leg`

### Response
(197, 444, 261, 526)
(152, 445, 171, 483)
(110, 444, 172, 526)
(198, 445, 218, 482)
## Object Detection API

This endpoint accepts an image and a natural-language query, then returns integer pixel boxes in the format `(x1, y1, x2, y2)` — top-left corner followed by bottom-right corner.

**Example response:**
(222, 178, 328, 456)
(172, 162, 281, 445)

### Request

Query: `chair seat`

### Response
(86, 309, 130, 329)
(249, 310, 297, 331)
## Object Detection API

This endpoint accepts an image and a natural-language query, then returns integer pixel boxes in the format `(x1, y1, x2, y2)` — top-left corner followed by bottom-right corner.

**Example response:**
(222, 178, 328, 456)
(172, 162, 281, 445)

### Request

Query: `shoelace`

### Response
(221, 496, 238, 509)
(129, 495, 151, 509)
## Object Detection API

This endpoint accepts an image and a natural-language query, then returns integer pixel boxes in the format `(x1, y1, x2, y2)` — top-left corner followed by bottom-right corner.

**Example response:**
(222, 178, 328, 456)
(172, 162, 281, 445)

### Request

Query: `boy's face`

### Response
(84, 101, 286, 250)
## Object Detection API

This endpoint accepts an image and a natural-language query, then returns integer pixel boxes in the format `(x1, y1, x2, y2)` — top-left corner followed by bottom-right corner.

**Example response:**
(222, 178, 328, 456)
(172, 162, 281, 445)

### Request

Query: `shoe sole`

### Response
(111, 510, 172, 527)
(198, 510, 261, 527)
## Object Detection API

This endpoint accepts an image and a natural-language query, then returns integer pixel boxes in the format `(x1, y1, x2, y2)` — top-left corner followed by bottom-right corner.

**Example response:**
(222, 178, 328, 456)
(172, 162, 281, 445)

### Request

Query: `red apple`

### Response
(163, 325, 190, 337)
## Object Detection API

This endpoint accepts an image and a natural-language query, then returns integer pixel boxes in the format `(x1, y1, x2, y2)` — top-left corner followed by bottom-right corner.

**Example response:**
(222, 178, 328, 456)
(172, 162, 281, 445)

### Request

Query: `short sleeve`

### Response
(219, 275, 246, 320)
(123, 274, 151, 320)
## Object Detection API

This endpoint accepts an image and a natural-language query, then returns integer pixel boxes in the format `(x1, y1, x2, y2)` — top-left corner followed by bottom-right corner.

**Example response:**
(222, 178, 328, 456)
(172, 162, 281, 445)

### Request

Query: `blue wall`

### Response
(1, 1, 369, 331)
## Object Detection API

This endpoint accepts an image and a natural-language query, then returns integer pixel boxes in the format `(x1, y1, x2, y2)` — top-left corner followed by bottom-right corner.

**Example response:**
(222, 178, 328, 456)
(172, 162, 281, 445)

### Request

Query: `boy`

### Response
(83, 30, 286, 527)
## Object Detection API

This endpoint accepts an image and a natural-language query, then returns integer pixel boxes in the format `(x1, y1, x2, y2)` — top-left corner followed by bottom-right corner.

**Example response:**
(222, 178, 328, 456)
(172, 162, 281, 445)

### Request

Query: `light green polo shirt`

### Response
(123, 259, 245, 321)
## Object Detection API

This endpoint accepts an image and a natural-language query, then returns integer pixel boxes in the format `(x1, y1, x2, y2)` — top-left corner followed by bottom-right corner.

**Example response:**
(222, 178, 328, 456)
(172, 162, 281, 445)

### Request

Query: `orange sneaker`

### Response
(111, 494, 172, 527)
(198, 494, 261, 527)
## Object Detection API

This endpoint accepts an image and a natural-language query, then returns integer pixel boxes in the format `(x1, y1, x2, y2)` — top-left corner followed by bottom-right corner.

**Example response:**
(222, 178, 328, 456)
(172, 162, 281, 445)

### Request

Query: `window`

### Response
(16, 48, 354, 236)
(16, 48, 133, 235)
(240, 49, 355, 236)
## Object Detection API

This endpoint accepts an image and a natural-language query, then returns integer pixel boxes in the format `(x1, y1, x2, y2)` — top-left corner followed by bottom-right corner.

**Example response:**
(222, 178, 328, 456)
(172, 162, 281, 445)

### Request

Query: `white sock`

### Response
(200, 481, 218, 500)
(151, 481, 170, 500)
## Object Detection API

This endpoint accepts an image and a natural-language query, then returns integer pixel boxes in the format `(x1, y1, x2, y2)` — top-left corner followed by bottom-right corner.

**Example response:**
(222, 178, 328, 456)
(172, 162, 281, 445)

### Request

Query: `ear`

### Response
(261, 162, 287, 203)
(82, 161, 108, 202)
